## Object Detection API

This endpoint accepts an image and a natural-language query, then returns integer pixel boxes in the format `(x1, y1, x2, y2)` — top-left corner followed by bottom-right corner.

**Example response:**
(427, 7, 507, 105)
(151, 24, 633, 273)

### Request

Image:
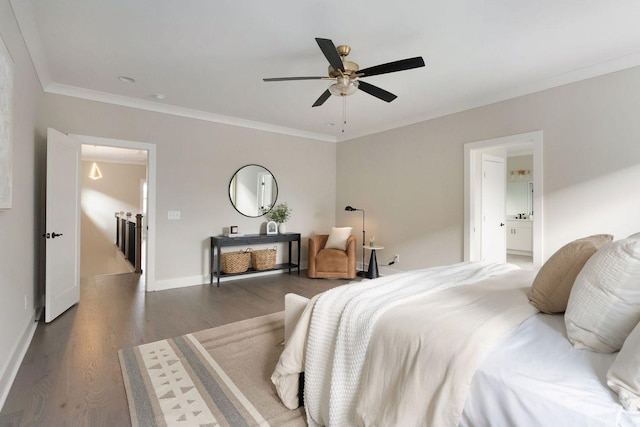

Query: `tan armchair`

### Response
(307, 234, 357, 279)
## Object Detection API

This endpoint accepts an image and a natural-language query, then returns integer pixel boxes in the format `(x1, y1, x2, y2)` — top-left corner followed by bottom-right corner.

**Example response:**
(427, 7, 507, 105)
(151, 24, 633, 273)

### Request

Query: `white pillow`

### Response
(565, 237, 640, 353)
(324, 227, 353, 250)
(607, 320, 640, 411)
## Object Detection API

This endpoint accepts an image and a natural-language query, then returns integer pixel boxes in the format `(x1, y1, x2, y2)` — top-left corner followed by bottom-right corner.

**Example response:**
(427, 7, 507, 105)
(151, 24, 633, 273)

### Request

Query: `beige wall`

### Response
(337, 66, 640, 271)
(40, 94, 337, 289)
(80, 161, 147, 277)
(0, 0, 44, 404)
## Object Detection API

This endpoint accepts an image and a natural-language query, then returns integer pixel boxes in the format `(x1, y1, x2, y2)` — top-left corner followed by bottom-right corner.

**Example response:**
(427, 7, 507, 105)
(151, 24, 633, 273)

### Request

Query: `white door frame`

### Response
(71, 134, 157, 291)
(464, 130, 544, 268)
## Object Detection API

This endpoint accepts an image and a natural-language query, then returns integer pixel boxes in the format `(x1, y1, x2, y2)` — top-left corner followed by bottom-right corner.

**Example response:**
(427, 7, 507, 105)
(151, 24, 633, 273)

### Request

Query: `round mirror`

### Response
(229, 164, 278, 217)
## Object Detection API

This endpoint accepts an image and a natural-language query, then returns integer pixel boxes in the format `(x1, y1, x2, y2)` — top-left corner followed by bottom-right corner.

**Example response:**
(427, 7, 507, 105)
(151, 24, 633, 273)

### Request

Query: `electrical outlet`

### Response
(394, 254, 400, 263)
(168, 210, 181, 220)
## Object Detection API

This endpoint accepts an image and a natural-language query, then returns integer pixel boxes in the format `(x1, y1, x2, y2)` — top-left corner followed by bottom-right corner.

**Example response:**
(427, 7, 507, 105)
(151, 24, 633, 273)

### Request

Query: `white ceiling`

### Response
(11, 0, 640, 142)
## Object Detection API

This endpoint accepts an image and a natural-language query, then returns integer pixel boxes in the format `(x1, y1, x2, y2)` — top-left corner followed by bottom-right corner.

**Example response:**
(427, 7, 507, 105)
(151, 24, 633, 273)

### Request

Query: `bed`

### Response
(272, 235, 640, 426)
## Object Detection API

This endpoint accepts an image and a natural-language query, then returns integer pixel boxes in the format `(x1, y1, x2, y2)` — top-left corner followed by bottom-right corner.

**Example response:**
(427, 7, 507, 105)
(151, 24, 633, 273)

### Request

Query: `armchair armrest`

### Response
(308, 234, 329, 278)
(346, 236, 357, 277)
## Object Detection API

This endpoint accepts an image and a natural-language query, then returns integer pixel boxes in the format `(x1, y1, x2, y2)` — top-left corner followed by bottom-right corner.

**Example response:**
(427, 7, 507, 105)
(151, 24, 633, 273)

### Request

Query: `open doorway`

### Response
(80, 145, 147, 277)
(505, 151, 534, 268)
(73, 134, 156, 291)
(464, 131, 543, 269)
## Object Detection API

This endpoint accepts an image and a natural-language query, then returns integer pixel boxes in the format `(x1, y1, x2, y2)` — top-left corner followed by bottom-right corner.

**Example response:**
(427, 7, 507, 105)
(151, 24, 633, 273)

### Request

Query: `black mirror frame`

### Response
(228, 164, 279, 218)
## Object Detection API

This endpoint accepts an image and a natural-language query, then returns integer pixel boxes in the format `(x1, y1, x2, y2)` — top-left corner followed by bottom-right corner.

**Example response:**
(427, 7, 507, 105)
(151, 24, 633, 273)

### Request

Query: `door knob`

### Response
(500, 223, 505, 227)
(42, 232, 63, 239)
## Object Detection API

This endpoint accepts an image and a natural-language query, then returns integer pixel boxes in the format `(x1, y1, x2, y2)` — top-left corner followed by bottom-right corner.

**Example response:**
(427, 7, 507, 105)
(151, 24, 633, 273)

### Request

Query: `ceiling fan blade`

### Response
(263, 76, 326, 82)
(358, 57, 425, 77)
(312, 89, 332, 107)
(357, 80, 397, 103)
(315, 38, 344, 73)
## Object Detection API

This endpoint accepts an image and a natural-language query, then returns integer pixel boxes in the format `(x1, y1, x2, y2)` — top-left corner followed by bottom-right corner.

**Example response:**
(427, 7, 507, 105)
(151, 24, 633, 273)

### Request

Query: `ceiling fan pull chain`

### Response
(342, 96, 347, 133)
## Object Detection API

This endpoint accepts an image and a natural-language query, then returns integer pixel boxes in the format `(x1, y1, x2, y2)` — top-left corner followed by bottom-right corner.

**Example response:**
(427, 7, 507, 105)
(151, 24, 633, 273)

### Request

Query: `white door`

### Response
(481, 154, 506, 263)
(257, 172, 274, 212)
(45, 128, 81, 323)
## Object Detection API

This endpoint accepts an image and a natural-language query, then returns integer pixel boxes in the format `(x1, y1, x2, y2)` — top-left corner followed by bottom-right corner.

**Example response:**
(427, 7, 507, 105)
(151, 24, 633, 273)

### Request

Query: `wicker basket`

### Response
(220, 250, 250, 274)
(250, 246, 277, 271)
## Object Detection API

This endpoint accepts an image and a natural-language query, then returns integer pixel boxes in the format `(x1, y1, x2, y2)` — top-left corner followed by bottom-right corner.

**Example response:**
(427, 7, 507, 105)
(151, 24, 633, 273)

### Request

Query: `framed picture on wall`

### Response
(266, 221, 277, 235)
(0, 34, 14, 210)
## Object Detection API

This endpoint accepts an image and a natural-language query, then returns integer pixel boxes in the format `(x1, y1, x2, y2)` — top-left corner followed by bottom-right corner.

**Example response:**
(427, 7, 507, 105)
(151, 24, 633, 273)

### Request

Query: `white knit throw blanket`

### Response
(304, 261, 520, 427)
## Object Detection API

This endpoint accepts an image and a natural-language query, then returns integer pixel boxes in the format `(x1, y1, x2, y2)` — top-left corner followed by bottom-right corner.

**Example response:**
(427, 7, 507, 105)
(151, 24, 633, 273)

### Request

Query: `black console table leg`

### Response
(210, 238, 214, 285)
(216, 245, 222, 287)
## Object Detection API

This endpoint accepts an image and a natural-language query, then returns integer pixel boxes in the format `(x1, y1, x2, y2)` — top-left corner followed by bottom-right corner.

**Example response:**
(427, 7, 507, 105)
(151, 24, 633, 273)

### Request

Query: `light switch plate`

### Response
(168, 210, 181, 220)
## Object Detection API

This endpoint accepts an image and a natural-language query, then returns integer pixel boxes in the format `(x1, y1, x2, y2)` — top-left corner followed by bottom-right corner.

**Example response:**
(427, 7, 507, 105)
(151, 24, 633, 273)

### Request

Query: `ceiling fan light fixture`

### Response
(329, 76, 359, 96)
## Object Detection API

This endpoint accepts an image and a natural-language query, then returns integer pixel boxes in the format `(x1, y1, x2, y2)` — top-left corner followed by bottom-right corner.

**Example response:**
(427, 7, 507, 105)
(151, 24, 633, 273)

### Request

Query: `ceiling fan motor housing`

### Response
(328, 60, 359, 78)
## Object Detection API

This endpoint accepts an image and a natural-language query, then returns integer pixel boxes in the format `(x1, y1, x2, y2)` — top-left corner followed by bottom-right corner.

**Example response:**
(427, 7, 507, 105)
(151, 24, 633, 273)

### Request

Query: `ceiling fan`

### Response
(263, 38, 425, 107)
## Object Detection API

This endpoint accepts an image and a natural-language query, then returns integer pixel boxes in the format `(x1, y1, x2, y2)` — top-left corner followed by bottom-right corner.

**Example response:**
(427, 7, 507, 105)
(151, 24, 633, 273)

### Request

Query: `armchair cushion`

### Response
(325, 227, 353, 250)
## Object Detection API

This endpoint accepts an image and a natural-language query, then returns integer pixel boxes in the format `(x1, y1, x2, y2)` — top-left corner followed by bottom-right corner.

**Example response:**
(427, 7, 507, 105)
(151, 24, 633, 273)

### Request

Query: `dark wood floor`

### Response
(0, 271, 347, 426)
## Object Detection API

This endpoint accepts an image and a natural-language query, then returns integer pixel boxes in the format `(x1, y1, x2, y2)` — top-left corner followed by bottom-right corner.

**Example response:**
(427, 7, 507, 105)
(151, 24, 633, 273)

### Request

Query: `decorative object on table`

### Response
(266, 220, 278, 235)
(228, 164, 278, 217)
(250, 246, 277, 271)
(220, 250, 250, 274)
(345, 205, 367, 277)
(369, 236, 376, 246)
(266, 202, 292, 234)
(224, 225, 244, 237)
(0, 34, 14, 210)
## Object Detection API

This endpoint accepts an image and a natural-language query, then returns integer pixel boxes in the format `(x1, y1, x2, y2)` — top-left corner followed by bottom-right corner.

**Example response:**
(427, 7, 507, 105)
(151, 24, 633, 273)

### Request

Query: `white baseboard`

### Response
(150, 267, 305, 292)
(0, 311, 38, 411)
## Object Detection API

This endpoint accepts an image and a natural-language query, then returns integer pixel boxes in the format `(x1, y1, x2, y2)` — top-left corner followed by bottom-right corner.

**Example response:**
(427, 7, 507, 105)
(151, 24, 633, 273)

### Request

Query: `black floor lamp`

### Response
(345, 205, 366, 277)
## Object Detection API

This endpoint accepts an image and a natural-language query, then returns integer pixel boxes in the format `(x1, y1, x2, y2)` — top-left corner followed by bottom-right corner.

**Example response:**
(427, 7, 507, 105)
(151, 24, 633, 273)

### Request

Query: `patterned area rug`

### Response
(119, 312, 306, 426)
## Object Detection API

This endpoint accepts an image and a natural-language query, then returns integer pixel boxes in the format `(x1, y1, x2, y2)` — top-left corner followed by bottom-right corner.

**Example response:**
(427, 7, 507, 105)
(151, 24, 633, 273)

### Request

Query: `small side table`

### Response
(363, 245, 384, 279)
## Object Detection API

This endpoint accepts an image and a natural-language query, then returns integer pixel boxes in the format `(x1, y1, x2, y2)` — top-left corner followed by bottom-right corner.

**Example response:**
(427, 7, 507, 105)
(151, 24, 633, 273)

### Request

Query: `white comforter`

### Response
(272, 262, 537, 426)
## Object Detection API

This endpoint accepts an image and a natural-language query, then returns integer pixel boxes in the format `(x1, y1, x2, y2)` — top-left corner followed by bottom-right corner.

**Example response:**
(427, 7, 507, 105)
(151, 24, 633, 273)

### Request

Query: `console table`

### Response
(210, 233, 301, 287)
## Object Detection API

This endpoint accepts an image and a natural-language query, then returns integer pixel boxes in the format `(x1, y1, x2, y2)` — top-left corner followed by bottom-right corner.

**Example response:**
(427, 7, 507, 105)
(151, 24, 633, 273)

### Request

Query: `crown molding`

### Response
(46, 83, 337, 142)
